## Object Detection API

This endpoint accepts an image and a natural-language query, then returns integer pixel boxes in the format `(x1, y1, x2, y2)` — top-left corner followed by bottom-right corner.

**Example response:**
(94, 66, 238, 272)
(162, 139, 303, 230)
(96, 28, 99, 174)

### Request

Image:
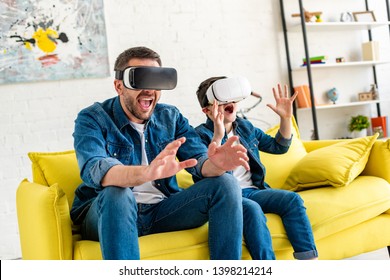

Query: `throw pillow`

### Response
(282, 134, 379, 191)
(28, 150, 82, 205)
(260, 117, 308, 189)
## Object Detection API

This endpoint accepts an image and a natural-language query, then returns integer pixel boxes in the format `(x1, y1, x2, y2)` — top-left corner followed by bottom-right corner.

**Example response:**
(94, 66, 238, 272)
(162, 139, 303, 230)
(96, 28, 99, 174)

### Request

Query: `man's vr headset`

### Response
(206, 76, 251, 105)
(115, 66, 177, 90)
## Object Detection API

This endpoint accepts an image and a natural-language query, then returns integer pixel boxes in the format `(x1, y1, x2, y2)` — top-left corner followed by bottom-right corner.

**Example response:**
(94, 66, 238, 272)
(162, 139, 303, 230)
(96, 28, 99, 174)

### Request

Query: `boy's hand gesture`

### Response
(267, 84, 298, 119)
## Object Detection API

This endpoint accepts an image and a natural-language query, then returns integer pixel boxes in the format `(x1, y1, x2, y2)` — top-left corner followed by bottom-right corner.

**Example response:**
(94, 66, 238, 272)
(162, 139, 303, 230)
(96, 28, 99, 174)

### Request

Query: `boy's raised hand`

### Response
(266, 84, 298, 118)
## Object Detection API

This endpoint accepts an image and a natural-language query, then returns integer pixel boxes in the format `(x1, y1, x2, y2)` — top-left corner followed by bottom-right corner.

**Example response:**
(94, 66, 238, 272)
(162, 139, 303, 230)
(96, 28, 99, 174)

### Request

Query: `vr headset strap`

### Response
(115, 70, 124, 80)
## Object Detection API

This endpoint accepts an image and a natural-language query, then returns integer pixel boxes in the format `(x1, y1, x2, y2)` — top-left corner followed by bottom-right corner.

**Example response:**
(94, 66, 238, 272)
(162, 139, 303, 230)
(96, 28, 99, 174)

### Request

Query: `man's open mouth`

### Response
(138, 97, 153, 110)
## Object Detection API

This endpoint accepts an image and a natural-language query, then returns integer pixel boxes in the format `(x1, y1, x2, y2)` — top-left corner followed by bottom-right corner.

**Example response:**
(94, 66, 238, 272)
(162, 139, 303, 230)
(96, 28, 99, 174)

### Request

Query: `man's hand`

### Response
(146, 137, 197, 181)
(206, 136, 249, 174)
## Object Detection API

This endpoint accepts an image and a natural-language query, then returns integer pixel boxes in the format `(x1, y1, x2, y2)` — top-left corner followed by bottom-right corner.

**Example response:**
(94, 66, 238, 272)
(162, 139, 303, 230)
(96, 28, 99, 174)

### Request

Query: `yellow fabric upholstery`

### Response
(282, 134, 378, 191)
(260, 117, 307, 189)
(28, 151, 82, 206)
(16, 179, 73, 259)
(16, 124, 390, 260)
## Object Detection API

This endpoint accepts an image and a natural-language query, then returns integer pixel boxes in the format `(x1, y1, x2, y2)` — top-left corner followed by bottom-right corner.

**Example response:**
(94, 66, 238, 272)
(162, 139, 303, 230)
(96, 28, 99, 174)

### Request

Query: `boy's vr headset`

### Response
(115, 66, 177, 90)
(206, 76, 251, 105)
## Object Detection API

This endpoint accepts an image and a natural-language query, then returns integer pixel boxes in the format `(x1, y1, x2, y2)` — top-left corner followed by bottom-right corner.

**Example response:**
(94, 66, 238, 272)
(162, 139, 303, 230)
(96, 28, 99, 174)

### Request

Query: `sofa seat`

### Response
(71, 176, 390, 260)
(266, 176, 390, 250)
(73, 223, 253, 260)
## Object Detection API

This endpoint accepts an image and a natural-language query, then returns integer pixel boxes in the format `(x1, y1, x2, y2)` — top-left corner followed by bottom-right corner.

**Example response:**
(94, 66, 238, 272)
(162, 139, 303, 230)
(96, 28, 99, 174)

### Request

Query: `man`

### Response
(70, 46, 251, 260)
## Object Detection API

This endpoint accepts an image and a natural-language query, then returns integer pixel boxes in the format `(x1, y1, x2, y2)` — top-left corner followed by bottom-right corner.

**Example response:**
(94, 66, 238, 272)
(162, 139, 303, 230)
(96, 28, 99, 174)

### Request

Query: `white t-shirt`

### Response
(227, 130, 256, 189)
(129, 121, 166, 204)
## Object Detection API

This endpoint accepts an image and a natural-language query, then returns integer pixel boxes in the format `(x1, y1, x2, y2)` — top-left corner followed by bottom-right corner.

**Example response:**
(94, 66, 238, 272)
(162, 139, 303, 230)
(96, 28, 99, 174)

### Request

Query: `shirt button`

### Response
(113, 153, 117, 157)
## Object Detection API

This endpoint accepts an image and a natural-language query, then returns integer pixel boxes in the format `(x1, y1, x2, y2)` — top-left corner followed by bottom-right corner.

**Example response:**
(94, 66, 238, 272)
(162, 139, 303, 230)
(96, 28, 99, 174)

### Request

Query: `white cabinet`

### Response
(280, 0, 390, 140)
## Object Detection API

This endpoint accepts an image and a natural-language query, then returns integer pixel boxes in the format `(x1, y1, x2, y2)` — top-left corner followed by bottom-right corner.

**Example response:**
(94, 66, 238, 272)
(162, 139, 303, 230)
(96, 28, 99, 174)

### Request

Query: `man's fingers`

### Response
(179, 159, 198, 169)
(225, 135, 239, 146)
(236, 150, 249, 162)
(208, 141, 218, 157)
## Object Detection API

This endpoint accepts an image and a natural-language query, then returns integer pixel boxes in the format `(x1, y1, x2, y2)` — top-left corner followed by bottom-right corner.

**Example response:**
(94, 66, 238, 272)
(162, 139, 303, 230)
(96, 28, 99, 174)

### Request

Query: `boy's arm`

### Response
(211, 101, 225, 145)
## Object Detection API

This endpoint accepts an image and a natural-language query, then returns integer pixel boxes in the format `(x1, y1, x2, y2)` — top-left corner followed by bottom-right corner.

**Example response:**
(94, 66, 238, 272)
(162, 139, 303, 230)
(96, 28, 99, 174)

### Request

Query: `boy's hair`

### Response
(114, 46, 162, 71)
(196, 76, 227, 108)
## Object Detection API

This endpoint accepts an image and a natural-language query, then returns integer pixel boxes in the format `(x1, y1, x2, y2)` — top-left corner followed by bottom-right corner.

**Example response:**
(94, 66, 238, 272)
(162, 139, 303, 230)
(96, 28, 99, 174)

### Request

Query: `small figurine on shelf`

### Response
(326, 87, 339, 104)
(315, 14, 323, 22)
(292, 9, 323, 23)
(370, 84, 379, 100)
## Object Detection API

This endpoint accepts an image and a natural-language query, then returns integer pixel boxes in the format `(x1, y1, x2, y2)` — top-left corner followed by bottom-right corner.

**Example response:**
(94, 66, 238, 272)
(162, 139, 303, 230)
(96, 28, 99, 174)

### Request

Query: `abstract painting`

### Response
(0, 0, 109, 84)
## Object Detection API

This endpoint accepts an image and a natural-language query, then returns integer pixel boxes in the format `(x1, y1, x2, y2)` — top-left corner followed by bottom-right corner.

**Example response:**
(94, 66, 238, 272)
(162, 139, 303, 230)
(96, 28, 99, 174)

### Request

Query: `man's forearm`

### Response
(101, 164, 152, 187)
(201, 159, 225, 177)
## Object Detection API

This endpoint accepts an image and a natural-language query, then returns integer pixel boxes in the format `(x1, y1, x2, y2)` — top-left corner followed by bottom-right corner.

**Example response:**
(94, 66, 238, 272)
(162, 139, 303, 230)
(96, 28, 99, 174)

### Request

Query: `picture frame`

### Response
(352, 11, 376, 22)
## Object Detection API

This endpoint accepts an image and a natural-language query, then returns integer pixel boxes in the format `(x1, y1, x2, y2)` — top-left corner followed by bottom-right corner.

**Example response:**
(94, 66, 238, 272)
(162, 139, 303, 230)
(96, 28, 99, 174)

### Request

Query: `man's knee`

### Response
(212, 173, 240, 191)
(99, 186, 137, 213)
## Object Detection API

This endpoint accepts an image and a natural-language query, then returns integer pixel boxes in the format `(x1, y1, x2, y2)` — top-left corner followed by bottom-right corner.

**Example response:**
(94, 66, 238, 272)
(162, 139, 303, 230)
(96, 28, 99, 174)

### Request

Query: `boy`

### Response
(195, 76, 318, 260)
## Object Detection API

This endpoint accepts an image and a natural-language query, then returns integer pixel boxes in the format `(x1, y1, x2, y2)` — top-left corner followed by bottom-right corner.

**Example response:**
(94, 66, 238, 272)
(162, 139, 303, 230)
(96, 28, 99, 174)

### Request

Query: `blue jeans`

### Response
(81, 174, 244, 260)
(242, 188, 318, 260)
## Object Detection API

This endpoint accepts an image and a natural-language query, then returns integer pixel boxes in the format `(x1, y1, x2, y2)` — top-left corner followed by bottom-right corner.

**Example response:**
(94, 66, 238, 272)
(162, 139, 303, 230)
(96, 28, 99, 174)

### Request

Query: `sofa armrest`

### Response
(16, 179, 73, 259)
(361, 139, 390, 183)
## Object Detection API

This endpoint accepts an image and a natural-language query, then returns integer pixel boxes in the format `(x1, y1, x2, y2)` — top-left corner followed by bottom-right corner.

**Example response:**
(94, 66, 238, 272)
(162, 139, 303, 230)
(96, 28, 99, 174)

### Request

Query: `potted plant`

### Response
(348, 115, 370, 138)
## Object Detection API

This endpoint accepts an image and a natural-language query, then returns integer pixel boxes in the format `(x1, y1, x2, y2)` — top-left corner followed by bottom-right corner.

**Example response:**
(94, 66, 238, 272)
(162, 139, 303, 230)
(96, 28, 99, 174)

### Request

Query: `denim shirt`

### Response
(195, 117, 292, 189)
(71, 96, 208, 224)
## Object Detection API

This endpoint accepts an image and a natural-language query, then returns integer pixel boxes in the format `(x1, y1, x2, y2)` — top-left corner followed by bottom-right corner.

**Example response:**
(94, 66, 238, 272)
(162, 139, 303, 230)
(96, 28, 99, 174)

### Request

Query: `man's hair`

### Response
(114, 46, 162, 71)
(196, 76, 227, 108)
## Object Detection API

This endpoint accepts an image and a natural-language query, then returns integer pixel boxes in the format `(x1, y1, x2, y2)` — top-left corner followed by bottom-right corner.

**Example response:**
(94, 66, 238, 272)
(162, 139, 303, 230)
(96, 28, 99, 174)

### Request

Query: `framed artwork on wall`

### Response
(0, 0, 110, 85)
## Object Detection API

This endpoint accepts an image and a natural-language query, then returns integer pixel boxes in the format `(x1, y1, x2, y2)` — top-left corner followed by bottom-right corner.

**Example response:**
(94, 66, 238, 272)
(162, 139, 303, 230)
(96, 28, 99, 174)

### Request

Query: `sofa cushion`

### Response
(282, 134, 378, 191)
(260, 117, 307, 188)
(28, 150, 82, 206)
(296, 176, 390, 241)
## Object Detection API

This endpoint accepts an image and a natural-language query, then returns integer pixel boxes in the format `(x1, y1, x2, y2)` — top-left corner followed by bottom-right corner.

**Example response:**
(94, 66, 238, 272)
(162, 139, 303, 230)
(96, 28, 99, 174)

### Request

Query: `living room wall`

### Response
(1, 0, 389, 259)
(0, 0, 286, 259)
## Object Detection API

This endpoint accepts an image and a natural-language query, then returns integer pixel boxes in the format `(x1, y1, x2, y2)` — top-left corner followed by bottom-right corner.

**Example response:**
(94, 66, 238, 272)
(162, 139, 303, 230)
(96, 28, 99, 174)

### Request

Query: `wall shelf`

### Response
(293, 60, 390, 71)
(289, 21, 390, 32)
(297, 100, 381, 112)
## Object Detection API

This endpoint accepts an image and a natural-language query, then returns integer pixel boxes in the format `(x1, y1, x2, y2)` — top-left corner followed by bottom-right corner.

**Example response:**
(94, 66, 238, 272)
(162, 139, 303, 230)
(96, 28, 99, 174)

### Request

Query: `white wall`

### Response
(1, 0, 389, 259)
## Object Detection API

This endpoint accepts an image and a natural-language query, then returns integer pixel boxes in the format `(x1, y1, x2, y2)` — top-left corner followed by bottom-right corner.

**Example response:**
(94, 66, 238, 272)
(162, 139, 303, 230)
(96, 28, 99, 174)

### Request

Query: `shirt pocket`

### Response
(106, 142, 133, 165)
(247, 138, 260, 156)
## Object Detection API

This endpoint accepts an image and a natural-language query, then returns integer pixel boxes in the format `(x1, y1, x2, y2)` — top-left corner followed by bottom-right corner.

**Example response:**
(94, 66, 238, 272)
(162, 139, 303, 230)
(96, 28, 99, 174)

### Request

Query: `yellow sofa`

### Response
(16, 121, 390, 260)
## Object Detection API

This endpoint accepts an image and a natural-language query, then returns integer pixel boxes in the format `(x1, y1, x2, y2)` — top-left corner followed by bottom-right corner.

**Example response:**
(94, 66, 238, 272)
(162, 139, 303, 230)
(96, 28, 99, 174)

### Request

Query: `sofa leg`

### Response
(388, 246, 390, 258)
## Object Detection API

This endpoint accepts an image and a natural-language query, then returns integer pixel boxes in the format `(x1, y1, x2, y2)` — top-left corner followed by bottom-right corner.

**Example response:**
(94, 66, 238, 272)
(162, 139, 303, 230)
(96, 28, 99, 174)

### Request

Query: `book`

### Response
(371, 116, 387, 138)
(294, 85, 315, 108)
(302, 55, 327, 63)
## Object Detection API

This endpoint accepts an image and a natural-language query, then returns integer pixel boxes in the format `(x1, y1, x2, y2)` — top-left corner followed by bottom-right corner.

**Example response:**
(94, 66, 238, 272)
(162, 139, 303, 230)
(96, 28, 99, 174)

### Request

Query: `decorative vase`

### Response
(352, 129, 367, 138)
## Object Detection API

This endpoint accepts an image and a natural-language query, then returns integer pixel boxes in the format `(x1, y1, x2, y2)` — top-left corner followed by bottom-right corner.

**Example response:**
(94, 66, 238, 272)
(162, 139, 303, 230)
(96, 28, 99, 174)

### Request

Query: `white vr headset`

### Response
(206, 76, 251, 105)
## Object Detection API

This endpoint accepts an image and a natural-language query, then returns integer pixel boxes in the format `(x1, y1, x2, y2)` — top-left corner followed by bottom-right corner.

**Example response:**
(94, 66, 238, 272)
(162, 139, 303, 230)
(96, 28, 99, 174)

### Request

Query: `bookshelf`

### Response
(279, 0, 390, 140)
